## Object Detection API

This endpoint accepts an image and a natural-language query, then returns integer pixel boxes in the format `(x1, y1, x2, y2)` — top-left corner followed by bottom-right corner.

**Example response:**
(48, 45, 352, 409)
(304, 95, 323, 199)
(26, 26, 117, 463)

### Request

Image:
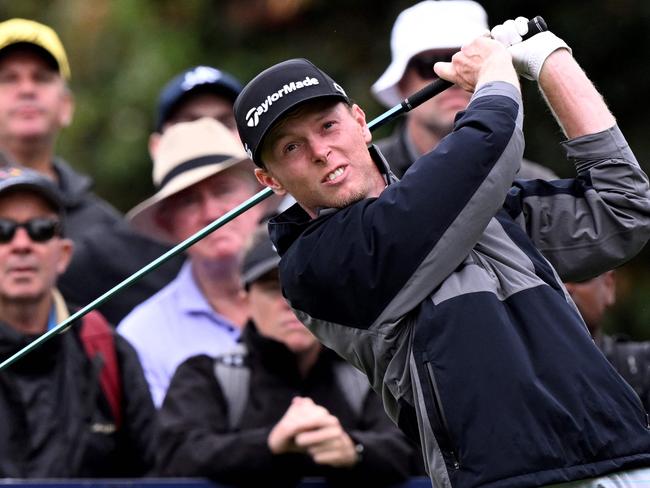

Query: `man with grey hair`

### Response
(118, 118, 266, 407)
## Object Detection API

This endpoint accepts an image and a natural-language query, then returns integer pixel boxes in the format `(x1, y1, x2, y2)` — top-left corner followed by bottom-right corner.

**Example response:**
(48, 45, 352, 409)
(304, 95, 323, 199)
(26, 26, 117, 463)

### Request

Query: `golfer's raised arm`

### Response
(495, 19, 650, 280)
(538, 49, 615, 138)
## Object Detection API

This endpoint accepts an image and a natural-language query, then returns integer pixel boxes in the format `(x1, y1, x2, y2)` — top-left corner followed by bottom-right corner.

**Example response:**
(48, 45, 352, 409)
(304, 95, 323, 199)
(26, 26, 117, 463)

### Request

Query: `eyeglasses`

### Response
(0, 218, 62, 243)
(407, 51, 458, 80)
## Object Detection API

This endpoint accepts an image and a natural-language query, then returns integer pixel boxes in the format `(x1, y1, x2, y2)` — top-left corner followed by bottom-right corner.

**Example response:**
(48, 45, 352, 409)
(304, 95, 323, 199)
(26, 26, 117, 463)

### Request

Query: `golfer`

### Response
(234, 21, 650, 488)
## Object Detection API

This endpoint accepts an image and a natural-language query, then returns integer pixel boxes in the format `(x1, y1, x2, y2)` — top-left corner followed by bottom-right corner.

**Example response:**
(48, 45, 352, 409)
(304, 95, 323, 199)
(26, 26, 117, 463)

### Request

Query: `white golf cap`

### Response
(372, 0, 489, 107)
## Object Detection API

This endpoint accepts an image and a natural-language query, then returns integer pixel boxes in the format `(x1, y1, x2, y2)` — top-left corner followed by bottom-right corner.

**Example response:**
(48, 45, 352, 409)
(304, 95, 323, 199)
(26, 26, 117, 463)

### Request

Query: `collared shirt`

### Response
(117, 261, 241, 407)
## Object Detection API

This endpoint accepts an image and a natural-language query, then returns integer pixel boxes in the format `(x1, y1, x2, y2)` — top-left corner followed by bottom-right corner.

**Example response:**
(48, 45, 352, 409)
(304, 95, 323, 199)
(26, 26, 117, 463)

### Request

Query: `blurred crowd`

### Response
(0, 2, 648, 487)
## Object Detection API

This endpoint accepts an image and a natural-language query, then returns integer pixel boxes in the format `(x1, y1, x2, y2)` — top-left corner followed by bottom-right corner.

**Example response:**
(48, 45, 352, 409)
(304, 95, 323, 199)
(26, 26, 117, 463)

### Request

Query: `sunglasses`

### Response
(0, 218, 62, 243)
(407, 51, 458, 80)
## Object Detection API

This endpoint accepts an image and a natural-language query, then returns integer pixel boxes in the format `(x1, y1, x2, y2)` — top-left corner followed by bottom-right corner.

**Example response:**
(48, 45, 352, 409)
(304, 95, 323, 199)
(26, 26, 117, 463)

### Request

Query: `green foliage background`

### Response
(0, 0, 649, 338)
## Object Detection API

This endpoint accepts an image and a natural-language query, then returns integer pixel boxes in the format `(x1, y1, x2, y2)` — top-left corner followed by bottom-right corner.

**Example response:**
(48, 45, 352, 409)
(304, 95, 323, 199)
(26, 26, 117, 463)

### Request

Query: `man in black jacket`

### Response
(0, 166, 156, 477)
(157, 226, 418, 486)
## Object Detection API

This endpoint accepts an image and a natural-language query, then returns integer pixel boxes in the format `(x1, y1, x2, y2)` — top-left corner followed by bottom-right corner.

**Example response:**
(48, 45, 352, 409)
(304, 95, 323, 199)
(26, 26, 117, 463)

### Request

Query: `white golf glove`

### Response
(491, 17, 571, 81)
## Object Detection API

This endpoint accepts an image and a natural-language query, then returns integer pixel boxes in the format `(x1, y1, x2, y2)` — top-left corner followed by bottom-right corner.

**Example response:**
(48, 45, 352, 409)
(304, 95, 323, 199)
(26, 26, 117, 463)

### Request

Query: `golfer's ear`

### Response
(351, 104, 371, 144)
(255, 168, 287, 195)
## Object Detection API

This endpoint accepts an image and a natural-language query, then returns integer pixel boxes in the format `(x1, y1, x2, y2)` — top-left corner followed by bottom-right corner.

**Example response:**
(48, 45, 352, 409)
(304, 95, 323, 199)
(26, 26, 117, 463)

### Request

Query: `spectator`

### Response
(233, 20, 650, 488)
(0, 18, 181, 324)
(149, 65, 243, 156)
(147, 65, 292, 213)
(0, 166, 155, 477)
(118, 117, 265, 407)
(371, 1, 556, 179)
(565, 271, 650, 411)
(156, 226, 418, 486)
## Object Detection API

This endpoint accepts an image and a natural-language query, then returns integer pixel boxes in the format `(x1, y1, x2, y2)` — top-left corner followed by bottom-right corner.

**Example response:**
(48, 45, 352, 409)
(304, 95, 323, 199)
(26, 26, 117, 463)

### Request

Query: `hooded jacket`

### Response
(268, 82, 650, 487)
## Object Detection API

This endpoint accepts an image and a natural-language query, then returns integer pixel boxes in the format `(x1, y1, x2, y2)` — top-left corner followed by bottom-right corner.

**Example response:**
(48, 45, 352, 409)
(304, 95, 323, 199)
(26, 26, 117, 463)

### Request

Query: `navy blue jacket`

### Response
(269, 82, 650, 487)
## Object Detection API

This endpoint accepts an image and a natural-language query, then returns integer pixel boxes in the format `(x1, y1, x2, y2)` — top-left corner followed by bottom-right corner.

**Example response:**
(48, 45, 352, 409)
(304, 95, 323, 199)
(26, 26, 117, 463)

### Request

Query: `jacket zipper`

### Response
(425, 362, 460, 469)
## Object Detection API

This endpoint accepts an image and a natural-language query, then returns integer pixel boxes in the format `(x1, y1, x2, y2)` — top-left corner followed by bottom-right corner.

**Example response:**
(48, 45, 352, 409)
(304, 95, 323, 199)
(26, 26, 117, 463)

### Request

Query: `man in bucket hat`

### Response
(117, 117, 266, 407)
(372, 1, 555, 180)
(233, 18, 650, 488)
(64, 65, 246, 325)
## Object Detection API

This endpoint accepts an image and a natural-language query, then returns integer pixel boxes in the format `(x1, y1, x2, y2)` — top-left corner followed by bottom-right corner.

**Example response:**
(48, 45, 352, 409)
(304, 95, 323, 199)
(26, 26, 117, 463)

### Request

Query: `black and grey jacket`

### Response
(269, 82, 650, 488)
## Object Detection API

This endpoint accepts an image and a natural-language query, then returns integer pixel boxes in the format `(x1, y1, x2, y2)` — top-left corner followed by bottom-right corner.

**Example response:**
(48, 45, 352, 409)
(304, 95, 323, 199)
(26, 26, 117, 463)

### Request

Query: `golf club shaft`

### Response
(0, 16, 548, 370)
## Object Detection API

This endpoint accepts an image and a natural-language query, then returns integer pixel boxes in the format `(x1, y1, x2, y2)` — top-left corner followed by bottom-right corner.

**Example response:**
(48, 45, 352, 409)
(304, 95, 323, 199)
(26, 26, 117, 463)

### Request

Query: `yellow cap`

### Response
(0, 18, 70, 80)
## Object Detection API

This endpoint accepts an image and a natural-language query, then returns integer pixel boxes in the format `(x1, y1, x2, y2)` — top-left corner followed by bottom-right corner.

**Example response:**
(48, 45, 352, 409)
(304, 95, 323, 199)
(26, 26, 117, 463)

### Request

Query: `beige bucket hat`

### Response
(127, 117, 253, 242)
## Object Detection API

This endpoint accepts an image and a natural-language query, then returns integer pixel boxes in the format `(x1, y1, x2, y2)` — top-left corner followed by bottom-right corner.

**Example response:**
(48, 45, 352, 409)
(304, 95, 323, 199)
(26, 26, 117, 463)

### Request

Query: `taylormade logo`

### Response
(245, 76, 319, 127)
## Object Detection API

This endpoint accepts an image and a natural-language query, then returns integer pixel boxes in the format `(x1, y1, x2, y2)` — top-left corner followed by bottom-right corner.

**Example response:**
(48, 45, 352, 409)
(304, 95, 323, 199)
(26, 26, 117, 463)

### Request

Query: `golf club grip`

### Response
(402, 15, 548, 112)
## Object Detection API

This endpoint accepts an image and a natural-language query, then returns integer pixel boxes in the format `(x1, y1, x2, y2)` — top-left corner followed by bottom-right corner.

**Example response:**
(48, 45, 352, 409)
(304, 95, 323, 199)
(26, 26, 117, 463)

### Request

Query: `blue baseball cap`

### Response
(155, 65, 243, 132)
(0, 165, 64, 215)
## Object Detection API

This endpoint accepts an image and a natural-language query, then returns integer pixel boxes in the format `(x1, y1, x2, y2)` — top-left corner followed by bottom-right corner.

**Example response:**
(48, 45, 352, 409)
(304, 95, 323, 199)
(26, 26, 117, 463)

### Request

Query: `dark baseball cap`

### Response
(0, 165, 63, 214)
(234, 58, 350, 167)
(241, 227, 281, 289)
(155, 65, 243, 132)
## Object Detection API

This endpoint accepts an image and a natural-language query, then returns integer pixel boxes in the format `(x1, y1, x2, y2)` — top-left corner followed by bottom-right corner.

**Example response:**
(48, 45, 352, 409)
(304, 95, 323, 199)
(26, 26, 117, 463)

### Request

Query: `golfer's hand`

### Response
(491, 17, 571, 81)
(268, 397, 333, 455)
(434, 36, 519, 93)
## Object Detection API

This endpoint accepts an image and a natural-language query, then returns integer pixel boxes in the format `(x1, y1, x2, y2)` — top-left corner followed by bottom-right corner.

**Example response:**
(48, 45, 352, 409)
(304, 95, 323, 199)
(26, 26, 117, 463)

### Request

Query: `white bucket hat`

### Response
(127, 117, 254, 243)
(371, 0, 489, 108)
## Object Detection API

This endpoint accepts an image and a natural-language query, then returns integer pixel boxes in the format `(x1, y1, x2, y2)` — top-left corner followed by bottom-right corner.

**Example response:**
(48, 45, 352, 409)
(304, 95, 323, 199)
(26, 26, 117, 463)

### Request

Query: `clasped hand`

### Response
(267, 396, 359, 468)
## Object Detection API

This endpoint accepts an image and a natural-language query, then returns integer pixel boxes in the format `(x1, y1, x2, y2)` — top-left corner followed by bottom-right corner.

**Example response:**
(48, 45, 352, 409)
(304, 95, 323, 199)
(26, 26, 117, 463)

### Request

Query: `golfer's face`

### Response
(0, 192, 72, 306)
(164, 169, 264, 263)
(0, 48, 72, 143)
(258, 101, 386, 218)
